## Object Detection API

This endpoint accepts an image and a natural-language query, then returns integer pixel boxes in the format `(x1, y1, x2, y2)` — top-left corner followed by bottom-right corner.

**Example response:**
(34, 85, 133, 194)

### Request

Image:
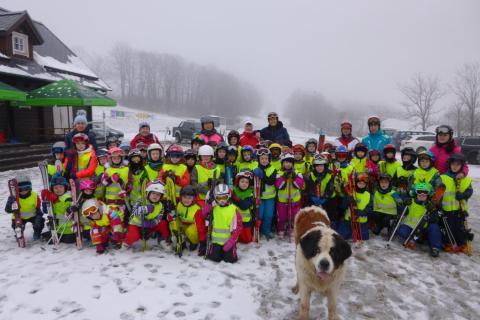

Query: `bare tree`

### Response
(399, 73, 444, 131)
(452, 62, 480, 136)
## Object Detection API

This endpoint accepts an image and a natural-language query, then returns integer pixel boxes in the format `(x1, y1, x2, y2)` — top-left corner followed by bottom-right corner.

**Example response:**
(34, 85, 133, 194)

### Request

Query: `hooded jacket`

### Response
(259, 121, 292, 147)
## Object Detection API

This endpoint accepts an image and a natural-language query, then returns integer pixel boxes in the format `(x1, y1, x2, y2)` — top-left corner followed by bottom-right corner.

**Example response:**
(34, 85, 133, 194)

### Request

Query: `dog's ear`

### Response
(330, 233, 352, 267)
(300, 230, 322, 259)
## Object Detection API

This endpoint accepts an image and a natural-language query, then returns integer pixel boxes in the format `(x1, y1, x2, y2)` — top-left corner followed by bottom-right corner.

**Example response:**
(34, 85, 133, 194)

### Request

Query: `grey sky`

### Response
(3, 0, 480, 109)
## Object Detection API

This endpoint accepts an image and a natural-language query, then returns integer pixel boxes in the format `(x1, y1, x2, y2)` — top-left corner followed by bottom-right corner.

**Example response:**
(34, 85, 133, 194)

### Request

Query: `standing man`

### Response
(258, 112, 292, 147)
(333, 120, 360, 152)
(362, 115, 392, 152)
(130, 122, 163, 150)
(65, 111, 97, 150)
(240, 120, 259, 147)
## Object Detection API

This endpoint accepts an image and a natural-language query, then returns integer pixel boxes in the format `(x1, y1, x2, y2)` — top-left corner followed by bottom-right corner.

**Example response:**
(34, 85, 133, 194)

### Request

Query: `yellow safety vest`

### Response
(129, 171, 144, 204)
(277, 170, 302, 203)
(373, 190, 397, 215)
(403, 202, 427, 229)
(162, 163, 188, 197)
(17, 192, 39, 220)
(396, 166, 415, 179)
(350, 157, 367, 173)
(344, 191, 370, 223)
(413, 167, 438, 185)
(271, 159, 282, 171)
(237, 160, 258, 173)
(294, 160, 309, 175)
(130, 202, 163, 226)
(105, 166, 129, 201)
(176, 202, 201, 224)
(261, 165, 277, 200)
(144, 163, 161, 182)
(53, 192, 73, 235)
(77, 149, 92, 171)
(379, 161, 400, 177)
(195, 164, 219, 200)
(309, 172, 334, 199)
(211, 204, 237, 245)
(457, 176, 472, 212)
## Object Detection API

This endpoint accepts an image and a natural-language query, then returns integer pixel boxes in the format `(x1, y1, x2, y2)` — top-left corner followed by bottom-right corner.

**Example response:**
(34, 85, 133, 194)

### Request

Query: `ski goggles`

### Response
(167, 152, 184, 159)
(416, 190, 429, 195)
(436, 126, 450, 134)
(52, 147, 64, 154)
(214, 194, 230, 202)
(82, 205, 98, 217)
(257, 148, 270, 157)
(18, 183, 32, 192)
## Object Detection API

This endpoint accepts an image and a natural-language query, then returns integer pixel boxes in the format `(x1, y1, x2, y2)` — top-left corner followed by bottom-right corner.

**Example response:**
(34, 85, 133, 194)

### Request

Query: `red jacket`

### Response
(240, 131, 259, 148)
(130, 133, 163, 149)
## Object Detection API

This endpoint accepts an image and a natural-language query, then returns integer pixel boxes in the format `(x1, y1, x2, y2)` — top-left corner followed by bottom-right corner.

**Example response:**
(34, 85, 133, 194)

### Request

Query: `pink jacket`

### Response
(429, 143, 468, 175)
(275, 171, 305, 193)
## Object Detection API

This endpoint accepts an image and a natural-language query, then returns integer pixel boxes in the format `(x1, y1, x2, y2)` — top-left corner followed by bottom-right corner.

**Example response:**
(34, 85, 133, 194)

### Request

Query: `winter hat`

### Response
(73, 114, 87, 125)
(139, 122, 150, 130)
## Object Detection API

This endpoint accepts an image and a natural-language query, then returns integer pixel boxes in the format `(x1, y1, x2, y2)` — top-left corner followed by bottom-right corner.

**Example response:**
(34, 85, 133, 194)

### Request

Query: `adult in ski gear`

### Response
(64, 112, 97, 151)
(199, 116, 224, 146)
(130, 121, 163, 150)
(259, 112, 292, 147)
(255, 148, 277, 239)
(240, 120, 259, 148)
(429, 124, 468, 176)
(333, 121, 360, 151)
(65, 133, 98, 181)
(5, 175, 44, 241)
(202, 184, 243, 263)
(361, 115, 392, 152)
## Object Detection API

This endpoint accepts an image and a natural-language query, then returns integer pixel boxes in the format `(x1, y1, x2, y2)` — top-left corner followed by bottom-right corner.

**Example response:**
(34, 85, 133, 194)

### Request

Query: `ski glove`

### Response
(41, 189, 58, 203)
(111, 173, 120, 183)
(427, 212, 440, 224)
(6, 196, 17, 211)
(253, 168, 264, 179)
(223, 238, 235, 252)
(118, 190, 127, 199)
(455, 192, 466, 201)
(310, 196, 326, 206)
(344, 195, 356, 206)
(135, 204, 154, 217)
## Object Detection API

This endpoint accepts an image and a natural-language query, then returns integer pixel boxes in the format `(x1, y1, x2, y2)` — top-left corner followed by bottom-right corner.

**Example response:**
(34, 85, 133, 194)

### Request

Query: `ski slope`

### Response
(0, 109, 478, 319)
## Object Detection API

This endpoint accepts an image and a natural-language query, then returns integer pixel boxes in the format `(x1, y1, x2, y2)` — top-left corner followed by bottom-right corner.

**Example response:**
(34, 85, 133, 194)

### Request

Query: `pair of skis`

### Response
(166, 177, 183, 257)
(39, 160, 60, 248)
(346, 173, 362, 243)
(7, 179, 26, 248)
(253, 175, 261, 243)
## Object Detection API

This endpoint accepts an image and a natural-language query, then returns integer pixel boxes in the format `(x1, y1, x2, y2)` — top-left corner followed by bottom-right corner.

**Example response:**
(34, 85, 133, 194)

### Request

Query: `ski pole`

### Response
(386, 205, 408, 248)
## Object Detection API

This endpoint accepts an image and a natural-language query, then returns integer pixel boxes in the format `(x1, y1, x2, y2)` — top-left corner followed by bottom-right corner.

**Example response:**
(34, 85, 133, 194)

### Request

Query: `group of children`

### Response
(4, 128, 474, 262)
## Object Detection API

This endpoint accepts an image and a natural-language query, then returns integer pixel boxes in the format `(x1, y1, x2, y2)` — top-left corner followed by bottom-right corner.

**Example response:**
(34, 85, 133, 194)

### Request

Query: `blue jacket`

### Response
(259, 121, 292, 147)
(362, 130, 391, 152)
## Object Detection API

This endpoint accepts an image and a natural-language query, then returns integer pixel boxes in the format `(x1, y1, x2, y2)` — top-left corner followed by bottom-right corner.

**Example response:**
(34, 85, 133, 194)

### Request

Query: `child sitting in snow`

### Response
(81, 199, 110, 254)
(202, 184, 243, 263)
(370, 173, 403, 236)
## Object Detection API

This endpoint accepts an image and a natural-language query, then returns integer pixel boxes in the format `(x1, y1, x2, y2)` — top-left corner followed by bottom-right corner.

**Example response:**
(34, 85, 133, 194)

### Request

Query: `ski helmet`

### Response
(200, 115, 215, 126)
(180, 185, 196, 197)
(109, 147, 123, 156)
(324, 142, 334, 153)
(417, 150, 435, 162)
(96, 148, 109, 159)
(184, 149, 197, 160)
(227, 130, 240, 144)
(269, 143, 282, 152)
(198, 145, 214, 157)
(435, 125, 453, 137)
(51, 141, 66, 154)
(235, 171, 253, 186)
(227, 146, 238, 158)
(267, 112, 278, 119)
(79, 179, 96, 191)
(146, 182, 165, 196)
(81, 198, 101, 219)
(280, 152, 295, 163)
(120, 142, 130, 153)
(292, 144, 305, 155)
(354, 143, 368, 153)
(368, 149, 380, 158)
(136, 142, 148, 152)
(335, 145, 348, 154)
(215, 142, 229, 154)
(305, 138, 318, 150)
(383, 144, 396, 157)
(166, 144, 184, 158)
(241, 145, 255, 158)
(411, 182, 433, 197)
(72, 133, 89, 144)
(106, 135, 119, 146)
(256, 147, 271, 161)
(49, 174, 68, 189)
(401, 147, 417, 163)
(447, 153, 466, 169)
(191, 134, 206, 147)
(147, 143, 163, 161)
(313, 154, 328, 165)
(16, 175, 32, 190)
(213, 183, 231, 201)
(378, 172, 392, 182)
(128, 148, 142, 160)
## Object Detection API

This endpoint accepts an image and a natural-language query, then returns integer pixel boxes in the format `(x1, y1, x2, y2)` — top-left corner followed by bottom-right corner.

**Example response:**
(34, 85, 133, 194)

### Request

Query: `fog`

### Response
(3, 0, 480, 111)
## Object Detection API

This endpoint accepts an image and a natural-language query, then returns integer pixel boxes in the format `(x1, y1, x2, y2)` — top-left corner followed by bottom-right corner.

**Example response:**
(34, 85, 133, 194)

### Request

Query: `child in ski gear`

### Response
(330, 145, 352, 219)
(379, 144, 400, 177)
(5, 175, 44, 241)
(396, 182, 443, 257)
(184, 149, 197, 174)
(65, 133, 97, 181)
(41, 174, 74, 243)
(237, 145, 258, 172)
(232, 171, 255, 243)
(440, 154, 473, 252)
(275, 152, 305, 237)
(191, 145, 222, 207)
(81, 199, 110, 254)
(68, 179, 96, 239)
(48, 141, 66, 177)
(227, 130, 240, 147)
(128, 149, 146, 206)
(143, 143, 163, 182)
(202, 184, 243, 263)
(170, 185, 207, 255)
(350, 143, 368, 173)
(136, 142, 148, 163)
(430, 125, 469, 175)
(199, 116, 224, 146)
(106, 136, 121, 150)
(120, 142, 131, 160)
(190, 134, 205, 153)
(292, 144, 309, 176)
(371, 173, 403, 235)
(305, 154, 337, 226)
(240, 120, 259, 147)
(393, 147, 417, 194)
(93, 148, 108, 200)
(101, 147, 132, 206)
(413, 151, 441, 189)
(214, 142, 228, 177)
(225, 146, 238, 187)
(254, 147, 277, 239)
(269, 143, 283, 171)
(338, 172, 372, 241)
(159, 144, 190, 200)
(304, 138, 318, 166)
(124, 182, 170, 249)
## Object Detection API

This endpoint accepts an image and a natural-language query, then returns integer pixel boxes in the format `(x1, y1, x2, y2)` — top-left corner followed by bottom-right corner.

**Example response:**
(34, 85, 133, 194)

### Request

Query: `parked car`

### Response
(400, 135, 436, 153)
(457, 136, 480, 164)
(383, 127, 397, 138)
(207, 115, 227, 136)
(172, 120, 202, 143)
(393, 130, 435, 149)
(89, 121, 124, 146)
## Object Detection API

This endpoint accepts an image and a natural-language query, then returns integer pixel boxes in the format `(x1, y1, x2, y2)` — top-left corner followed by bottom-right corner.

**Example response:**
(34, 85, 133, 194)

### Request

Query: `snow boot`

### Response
(430, 247, 440, 258)
(198, 240, 207, 256)
(96, 244, 106, 254)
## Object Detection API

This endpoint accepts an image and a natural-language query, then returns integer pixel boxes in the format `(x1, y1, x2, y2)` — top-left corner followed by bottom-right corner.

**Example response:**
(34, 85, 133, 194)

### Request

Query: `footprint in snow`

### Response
(120, 312, 135, 320)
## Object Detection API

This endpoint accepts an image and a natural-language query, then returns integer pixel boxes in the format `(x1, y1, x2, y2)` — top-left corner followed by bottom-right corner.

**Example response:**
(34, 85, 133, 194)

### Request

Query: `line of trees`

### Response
(82, 42, 263, 118)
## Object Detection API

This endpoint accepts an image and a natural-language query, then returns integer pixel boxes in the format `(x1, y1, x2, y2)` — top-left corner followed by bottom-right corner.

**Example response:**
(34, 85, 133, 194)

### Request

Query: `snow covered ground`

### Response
(0, 109, 479, 320)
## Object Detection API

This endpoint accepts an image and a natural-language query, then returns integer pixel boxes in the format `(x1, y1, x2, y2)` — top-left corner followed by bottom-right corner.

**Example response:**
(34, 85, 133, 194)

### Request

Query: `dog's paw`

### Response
(291, 283, 299, 294)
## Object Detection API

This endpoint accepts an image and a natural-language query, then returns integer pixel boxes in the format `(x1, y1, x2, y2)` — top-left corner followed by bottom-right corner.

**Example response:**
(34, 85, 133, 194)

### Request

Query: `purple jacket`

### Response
(429, 143, 469, 175)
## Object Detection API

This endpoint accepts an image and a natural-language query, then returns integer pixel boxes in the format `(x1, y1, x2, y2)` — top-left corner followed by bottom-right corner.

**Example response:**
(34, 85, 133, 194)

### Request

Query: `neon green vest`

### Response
(396, 166, 415, 179)
(144, 163, 161, 182)
(344, 191, 369, 223)
(237, 160, 258, 173)
(195, 164, 219, 200)
(458, 176, 472, 212)
(373, 190, 397, 215)
(176, 202, 201, 224)
(271, 159, 282, 171)
(379, 160, 400, 177)
(294, 160, 308, 175)
(162, 163, 188, 197)
(350, 157, 367, 173)
(261, 165, 277, 200)
(234, 187, 253, 222)
(277, 170, 302, 203)
(129, 170, 144, 204)
(18, 192, 38, 220)
(440, 174, 460, 212)
(413, 167, 438, 185)
(54, 192, 73, 234)
(77, 150, 92, 171)
(309, 172, 333, 199)
(211, 204, 237, 245)
(105, 166, 129, 201)
(403, 202, 427, 229)
(130, 202, 163, 226)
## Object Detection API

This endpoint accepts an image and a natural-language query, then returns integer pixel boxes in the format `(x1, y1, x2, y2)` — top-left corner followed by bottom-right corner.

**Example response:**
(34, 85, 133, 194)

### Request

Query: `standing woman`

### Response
(429, 125, 468, 177)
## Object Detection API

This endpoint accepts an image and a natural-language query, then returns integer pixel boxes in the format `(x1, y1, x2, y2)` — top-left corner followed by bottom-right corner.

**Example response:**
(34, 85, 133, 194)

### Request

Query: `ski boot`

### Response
(198, 240, 207, 256)
(430, 247, 440, 258)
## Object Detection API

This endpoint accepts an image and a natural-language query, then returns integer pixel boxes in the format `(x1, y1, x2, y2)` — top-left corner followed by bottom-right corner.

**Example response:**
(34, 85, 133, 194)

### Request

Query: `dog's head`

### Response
(299, 228, 352, 280)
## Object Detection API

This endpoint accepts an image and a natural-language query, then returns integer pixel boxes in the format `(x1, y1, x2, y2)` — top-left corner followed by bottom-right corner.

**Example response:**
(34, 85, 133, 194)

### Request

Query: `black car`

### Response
(90, 121, 124, 146)
(457, 136, 480, 164)
(172, 120, 202, 143)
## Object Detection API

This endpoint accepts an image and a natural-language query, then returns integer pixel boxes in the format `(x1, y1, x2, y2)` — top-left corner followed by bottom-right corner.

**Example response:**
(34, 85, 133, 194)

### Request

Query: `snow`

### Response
(34, 52, 98, 79)
(0, 52, 10, 59)
(1, 109, 479, 319)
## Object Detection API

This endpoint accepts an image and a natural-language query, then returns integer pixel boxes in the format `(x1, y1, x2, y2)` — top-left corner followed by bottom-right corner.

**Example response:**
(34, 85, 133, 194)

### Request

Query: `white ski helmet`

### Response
(280, 152, 294, 162)
(198, 145, 214, 157)
(313, 154, 328, 165)
(214, 183, 230, 200)
(146, 182, 165, 196)
(147, 143, 163, 161)
(81, 198, 102, 217)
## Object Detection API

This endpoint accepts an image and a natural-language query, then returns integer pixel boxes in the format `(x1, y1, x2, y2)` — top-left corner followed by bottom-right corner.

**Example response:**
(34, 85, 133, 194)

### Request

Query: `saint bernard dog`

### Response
(292, 206, 352, 320)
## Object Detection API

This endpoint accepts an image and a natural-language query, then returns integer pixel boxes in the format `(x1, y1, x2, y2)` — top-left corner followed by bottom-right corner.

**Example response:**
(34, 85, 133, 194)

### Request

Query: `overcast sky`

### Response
(3, 0, 480, 109)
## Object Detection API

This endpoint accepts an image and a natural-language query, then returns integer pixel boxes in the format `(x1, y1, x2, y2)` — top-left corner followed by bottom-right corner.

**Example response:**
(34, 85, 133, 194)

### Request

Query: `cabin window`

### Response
(12, 32, 29, 57)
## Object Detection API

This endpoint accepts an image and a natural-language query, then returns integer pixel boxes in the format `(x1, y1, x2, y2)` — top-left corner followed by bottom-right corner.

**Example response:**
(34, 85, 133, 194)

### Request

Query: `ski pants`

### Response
(207, 243, 238, 263)
(442, 212, 467, 246)
(239, 221, 253, 244)
(169, 220, 203, 245)
(12, 215, 44, 238)
(337, 220, 369, 241)
(276, 201, 301, 234)
(124, 220, 169, 246)
(371, 212, 396, 235)
(259, 198, 275, 236)
(397, 223, 442, 249)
